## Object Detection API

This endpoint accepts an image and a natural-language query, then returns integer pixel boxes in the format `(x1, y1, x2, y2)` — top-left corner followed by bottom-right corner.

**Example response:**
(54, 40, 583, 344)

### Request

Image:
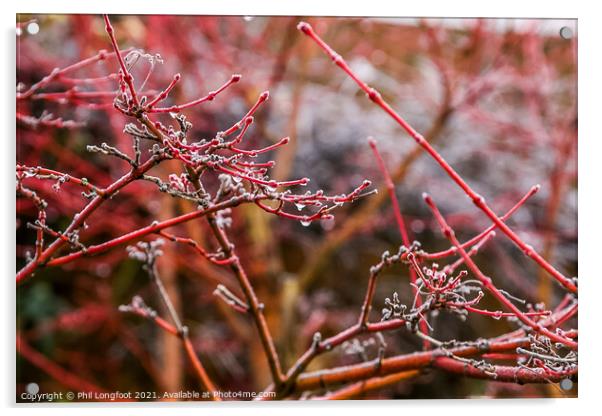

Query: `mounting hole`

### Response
(559, 26, 574, 40)
(26, 22, 39, 35)
(26, 382, 40, 395)
(559, 378, 573, 390)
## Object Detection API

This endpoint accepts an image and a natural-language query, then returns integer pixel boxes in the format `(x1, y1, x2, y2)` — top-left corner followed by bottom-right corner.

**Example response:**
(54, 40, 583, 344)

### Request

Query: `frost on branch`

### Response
(16, 15, 577, 400)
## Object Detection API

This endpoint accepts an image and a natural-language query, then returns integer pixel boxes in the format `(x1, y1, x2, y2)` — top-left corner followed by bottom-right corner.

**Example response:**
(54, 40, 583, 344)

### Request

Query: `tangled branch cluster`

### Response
(16, 16, 577, 401)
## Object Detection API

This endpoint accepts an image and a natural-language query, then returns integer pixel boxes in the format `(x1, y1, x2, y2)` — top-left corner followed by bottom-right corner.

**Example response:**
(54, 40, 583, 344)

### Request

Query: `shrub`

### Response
(16, 15, 577, 400)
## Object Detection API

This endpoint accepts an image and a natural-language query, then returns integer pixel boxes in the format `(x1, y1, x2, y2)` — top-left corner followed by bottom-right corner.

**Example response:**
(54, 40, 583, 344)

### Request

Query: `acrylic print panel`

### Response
(16, 14, 577, 402)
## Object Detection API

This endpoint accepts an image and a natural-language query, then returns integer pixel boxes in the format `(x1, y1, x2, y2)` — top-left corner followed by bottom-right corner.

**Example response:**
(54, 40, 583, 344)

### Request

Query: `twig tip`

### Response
(297, 21, 312, 35)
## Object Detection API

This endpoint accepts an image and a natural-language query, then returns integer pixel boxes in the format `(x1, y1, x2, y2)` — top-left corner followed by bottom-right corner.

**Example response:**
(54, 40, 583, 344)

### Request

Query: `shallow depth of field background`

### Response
(16, 15, 577, 399)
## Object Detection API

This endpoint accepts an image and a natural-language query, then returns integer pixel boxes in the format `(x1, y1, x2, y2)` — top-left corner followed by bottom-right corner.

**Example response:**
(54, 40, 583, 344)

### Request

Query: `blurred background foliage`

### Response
(17, 15, 576, 399)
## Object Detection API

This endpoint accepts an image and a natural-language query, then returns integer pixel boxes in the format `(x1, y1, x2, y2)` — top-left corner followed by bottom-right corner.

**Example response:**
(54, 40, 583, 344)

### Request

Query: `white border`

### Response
(3, 1, 601, 415)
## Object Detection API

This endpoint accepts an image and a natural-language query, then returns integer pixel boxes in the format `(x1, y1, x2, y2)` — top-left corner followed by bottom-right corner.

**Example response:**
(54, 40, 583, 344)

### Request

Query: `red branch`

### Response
(423, 193, 577, 349)
(368, 137, 429, 346)
(17, 333, 106, 394)
(297, 21, 576, 294)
